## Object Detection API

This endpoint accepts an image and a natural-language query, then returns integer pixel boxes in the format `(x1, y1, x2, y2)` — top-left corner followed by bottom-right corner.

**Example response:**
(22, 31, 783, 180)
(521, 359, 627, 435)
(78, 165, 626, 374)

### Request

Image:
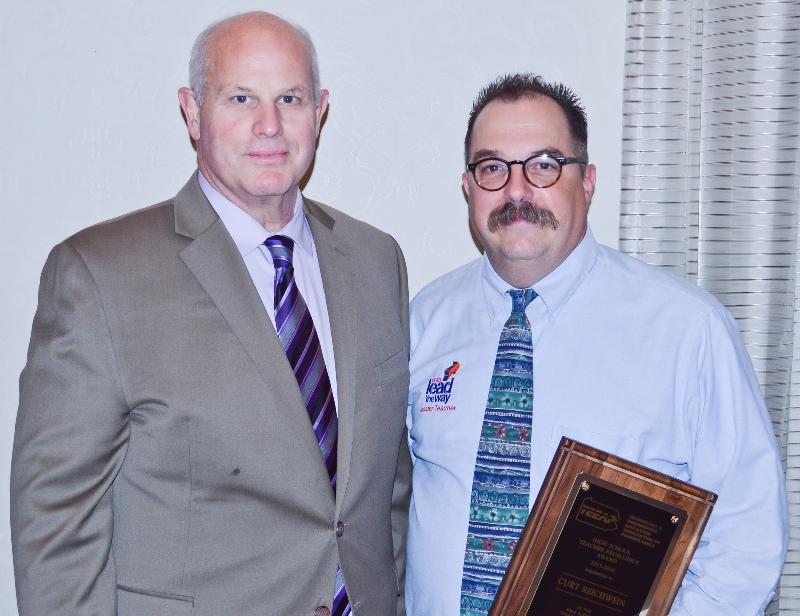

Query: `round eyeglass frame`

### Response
(466, 153, 587, 191)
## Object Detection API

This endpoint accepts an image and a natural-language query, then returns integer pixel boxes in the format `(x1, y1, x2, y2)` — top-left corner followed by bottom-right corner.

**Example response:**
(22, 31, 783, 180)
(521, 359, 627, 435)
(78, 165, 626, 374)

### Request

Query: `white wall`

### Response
(0, 2, 625, 610)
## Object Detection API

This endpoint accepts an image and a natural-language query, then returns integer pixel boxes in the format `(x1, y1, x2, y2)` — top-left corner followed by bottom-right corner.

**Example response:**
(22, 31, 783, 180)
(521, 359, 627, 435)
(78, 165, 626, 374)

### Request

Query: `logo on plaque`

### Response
(576, 497, 620, 532)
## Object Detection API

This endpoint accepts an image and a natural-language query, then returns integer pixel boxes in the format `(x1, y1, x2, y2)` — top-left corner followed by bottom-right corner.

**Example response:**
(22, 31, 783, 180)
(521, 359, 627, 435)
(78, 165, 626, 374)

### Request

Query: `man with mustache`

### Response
(405, 74, 786, 615)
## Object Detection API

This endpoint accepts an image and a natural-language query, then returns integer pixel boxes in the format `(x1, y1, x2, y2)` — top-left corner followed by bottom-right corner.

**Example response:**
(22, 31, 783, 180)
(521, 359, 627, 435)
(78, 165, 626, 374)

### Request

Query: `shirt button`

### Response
(314, 607, 331, 616)
(336, 521, 345, 537)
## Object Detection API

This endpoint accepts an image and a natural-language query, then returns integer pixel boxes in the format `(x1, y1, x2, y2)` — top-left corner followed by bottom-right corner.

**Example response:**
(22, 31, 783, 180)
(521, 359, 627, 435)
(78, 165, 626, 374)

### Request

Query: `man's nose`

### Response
(504, 163, 531, 200)
(253, 103, 282, 138)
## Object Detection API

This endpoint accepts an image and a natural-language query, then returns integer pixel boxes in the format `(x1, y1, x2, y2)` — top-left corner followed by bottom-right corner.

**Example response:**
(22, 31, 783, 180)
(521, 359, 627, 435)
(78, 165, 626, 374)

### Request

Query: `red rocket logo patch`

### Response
(443, 361, 461, 381)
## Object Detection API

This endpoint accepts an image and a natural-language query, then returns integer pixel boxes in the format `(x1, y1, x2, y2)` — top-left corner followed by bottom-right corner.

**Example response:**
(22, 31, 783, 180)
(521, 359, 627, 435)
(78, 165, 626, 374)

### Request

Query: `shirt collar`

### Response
(481, 228, 599, 323)
(198, 171, 315, 259)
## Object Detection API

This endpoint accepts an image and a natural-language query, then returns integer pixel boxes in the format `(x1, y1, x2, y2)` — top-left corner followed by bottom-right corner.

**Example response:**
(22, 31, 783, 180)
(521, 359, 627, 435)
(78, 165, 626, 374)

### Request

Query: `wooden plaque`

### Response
(490, 438, 716, 616)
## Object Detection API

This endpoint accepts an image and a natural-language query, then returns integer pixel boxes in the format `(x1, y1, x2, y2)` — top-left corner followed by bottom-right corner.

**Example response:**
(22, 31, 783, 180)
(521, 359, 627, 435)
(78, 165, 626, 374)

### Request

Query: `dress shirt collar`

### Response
(198, 171, 315, 260)
(481, 228, 599, 324)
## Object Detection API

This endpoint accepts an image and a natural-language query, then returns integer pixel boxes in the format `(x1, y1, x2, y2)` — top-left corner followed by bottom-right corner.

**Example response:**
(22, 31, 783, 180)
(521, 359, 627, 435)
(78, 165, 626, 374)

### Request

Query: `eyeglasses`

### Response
(467, 153, 587, 191)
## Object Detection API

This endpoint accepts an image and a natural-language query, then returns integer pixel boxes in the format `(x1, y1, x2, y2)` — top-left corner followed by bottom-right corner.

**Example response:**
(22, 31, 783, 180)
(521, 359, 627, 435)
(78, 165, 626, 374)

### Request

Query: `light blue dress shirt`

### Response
(406, 229, 787, 615)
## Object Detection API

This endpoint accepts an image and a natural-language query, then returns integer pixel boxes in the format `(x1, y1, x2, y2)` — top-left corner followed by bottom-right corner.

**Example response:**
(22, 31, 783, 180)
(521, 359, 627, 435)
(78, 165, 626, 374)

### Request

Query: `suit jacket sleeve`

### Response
(389, 237, 411, 616)
(11, 241, 129, 615)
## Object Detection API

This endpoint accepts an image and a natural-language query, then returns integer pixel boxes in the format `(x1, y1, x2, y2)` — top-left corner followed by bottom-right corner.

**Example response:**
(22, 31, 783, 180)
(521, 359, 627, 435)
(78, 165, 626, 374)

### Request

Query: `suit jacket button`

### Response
(336, 521, 345, 537)
(314, 607, 331, 616)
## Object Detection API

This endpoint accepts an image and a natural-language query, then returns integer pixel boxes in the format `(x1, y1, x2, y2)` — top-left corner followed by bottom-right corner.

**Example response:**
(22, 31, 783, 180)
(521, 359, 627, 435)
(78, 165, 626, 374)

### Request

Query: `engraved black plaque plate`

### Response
(526, 474, 684, 615)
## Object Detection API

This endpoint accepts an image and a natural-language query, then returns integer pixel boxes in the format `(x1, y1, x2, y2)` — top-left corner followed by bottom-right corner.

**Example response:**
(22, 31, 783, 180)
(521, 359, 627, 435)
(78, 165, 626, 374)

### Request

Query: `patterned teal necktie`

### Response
(460, 288, 537, 616)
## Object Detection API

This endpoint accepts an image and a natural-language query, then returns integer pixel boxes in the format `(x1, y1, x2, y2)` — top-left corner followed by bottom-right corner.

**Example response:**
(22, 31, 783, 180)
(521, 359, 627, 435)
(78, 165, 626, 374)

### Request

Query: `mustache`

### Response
(486, 199, 560, 232)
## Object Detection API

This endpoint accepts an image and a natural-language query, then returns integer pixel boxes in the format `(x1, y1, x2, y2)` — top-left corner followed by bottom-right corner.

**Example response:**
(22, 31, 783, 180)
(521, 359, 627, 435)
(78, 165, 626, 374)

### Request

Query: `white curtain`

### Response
(620, 1, 800, 613)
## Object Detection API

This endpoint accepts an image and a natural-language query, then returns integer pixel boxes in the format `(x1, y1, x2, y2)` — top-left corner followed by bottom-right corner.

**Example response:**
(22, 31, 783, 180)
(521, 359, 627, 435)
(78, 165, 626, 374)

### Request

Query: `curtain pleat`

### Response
(621, 1, 800, 613)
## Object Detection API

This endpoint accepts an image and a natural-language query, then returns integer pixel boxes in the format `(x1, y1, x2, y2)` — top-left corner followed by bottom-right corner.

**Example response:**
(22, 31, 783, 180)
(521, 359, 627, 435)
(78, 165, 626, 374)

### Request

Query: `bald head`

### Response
(189, 11, 320, 106)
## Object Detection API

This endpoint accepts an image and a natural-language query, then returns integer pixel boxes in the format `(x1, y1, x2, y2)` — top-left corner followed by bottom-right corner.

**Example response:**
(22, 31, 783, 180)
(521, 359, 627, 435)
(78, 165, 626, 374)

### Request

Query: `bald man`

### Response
(11, 12, 411, 616)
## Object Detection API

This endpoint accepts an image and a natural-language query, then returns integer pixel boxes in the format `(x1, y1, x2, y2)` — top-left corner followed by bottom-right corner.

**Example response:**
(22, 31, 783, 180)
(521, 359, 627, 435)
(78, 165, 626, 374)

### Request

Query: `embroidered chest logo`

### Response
(420, 362, 461, 413)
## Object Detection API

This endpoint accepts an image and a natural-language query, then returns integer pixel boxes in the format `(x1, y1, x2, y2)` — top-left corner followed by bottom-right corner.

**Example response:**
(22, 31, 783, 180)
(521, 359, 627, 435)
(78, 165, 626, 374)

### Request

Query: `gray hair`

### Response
(188, 12, 321, 106)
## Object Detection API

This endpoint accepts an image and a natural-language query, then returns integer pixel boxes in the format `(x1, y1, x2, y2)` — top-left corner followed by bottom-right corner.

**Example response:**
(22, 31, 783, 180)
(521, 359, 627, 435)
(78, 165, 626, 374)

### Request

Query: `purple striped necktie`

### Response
(265, 235, 351, 616)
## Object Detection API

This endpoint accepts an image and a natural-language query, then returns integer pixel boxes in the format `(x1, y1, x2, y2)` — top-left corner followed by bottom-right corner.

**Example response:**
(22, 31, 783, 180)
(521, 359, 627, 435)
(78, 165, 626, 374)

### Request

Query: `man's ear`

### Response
(462, 170, 471, 201)
(178, 87, 201, 141)
(582, 163, 596, 208)
(315, 89, 329, 135)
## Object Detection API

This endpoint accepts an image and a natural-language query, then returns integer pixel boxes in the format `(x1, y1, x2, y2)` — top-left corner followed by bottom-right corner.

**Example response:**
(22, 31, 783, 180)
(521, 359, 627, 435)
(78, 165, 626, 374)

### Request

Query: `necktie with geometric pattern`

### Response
(264, 235, 351, 616)
(460, 288, 537, 616)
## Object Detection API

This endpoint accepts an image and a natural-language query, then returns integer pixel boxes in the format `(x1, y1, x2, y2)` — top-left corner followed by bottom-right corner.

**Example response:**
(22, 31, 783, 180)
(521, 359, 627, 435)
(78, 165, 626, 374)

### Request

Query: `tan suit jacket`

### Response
(11, 176, 411, 616)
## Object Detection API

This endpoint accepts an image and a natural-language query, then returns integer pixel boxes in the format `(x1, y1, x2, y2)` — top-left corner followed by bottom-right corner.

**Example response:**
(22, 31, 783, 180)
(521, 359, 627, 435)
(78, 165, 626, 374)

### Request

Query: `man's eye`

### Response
(232, 95, 252, 104)
(528, 156, 558, 172)
(479, 162, 506, 175)
(280, 95, 300, 104)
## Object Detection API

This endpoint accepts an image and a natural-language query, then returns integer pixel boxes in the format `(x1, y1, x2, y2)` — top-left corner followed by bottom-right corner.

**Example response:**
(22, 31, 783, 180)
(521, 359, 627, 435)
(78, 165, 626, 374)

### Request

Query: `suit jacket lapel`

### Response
(304, 197, 357, 515)
(173, 177, 334, 500)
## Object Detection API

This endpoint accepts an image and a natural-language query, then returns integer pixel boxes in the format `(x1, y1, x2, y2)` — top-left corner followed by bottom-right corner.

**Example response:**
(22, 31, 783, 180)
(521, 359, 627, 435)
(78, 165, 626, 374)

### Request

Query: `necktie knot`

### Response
(508, 288, 537, 315)
(264, 235, 294, 269)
